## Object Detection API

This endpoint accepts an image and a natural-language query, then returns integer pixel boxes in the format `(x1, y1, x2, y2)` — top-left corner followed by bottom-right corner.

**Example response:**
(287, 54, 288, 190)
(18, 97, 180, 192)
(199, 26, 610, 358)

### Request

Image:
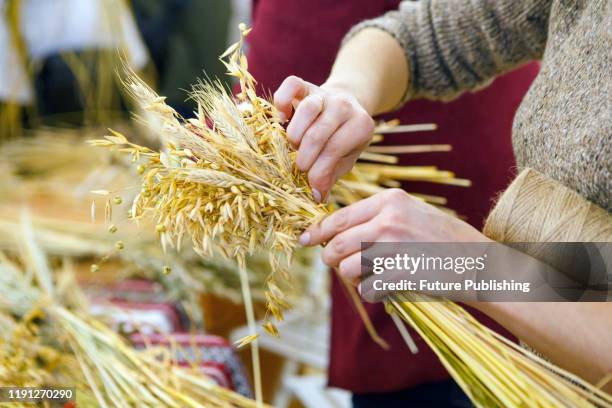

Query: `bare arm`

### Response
(274, 0, 612, 391)
(274, 0, 552, 198)
(323, 28, 408, 116)
(474, 302, 612, 391)
(271, 28, 407, 201)
(298, 187, 612, 389)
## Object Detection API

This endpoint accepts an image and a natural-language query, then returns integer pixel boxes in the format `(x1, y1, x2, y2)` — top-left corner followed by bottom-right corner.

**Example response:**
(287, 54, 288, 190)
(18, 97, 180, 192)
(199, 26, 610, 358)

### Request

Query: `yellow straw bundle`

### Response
(86, 26, 612, 407)
(88, 25, 462, 404)
(389, 169, 612, 406)
(389, 298, 611, 407)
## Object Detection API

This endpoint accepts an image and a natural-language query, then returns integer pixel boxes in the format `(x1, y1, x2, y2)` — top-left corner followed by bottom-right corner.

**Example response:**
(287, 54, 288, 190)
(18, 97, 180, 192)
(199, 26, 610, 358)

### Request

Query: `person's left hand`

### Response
(299, 188, 490, 283)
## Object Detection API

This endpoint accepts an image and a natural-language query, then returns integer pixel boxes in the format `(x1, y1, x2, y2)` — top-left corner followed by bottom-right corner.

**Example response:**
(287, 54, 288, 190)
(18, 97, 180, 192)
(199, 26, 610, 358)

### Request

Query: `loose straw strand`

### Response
(238, 259, 263, 406)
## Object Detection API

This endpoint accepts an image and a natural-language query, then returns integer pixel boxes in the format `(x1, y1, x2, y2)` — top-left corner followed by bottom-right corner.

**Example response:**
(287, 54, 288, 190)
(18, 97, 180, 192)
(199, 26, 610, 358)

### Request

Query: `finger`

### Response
(334, 151, 364, 180)
(359, 273, 388, 303)
(273, 76, 311, 122)
(286, 94, 324, 145)
(337, 251, 362, 281)
(300, 194, 383, 246)
(306, 155, 340, 202)
(307, 123, 370, 198)
(321, 117, 372, 161)
(308, 149, 364, 204)
(322, 221, 378, 267)
(295, 105, 349, 171)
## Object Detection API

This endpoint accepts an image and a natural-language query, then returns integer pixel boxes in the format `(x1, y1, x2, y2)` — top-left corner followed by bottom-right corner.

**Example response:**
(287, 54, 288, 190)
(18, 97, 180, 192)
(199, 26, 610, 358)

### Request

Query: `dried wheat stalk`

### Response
(85, 25, 612, 408)
(87, 25, 459, 341)
(0, 217, 264, 408)
(388, 297, 612, 407)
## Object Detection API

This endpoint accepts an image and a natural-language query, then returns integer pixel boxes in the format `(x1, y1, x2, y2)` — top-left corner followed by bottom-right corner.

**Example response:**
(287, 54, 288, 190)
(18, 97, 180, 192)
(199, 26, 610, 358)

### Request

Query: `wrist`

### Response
(321, 79, 376, 115)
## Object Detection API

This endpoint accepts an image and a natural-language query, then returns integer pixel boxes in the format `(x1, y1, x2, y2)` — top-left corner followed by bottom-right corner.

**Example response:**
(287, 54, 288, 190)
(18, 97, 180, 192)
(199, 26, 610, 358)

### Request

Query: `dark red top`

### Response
(247, 0, 540, 393)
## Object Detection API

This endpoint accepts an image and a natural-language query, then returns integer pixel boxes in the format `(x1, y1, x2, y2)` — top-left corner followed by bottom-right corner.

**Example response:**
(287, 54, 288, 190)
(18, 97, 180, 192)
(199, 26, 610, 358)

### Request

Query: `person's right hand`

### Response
(274, 76, 375, 202)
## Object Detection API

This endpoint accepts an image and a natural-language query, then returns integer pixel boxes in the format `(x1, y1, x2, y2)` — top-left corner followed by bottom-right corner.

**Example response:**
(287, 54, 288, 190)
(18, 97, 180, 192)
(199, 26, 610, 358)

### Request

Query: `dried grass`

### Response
(0, 216, 264, 408)
(84, 25, 612, 408)
(389, 297, 612, 407)
(87, 25, 460, 338)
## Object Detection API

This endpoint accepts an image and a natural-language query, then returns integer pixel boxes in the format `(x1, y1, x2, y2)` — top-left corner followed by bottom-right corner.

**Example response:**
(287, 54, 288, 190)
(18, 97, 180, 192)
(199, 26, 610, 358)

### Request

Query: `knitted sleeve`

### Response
(343, 0, 552, 103)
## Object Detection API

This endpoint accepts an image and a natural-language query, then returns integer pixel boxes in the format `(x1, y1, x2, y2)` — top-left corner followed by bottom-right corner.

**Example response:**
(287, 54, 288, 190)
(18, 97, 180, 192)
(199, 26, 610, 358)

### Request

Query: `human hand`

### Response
(299, 188, 490, 283)
(274, 75, 375, 202)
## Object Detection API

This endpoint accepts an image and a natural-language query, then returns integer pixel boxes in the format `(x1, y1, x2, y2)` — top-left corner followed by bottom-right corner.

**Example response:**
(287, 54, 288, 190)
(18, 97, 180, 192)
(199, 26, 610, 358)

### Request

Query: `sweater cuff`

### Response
(341, 4, 420, 109)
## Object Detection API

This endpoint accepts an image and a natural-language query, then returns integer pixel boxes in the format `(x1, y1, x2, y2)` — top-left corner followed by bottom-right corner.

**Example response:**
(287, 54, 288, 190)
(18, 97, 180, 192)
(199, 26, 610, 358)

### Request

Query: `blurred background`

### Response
(0, 1, 346, 407)
(0, 0, 243, 131)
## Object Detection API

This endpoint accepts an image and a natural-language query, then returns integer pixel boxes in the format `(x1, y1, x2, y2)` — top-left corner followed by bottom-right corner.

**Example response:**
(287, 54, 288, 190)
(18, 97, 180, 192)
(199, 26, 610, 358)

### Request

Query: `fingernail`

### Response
(299, 232, 310, 246)
(312, 189, 322, 203)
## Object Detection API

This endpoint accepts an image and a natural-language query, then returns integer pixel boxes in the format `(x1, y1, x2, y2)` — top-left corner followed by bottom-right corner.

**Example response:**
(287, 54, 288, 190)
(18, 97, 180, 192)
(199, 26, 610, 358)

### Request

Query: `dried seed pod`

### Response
(234, 334, 259, 349)
(262, 321, 279, 337)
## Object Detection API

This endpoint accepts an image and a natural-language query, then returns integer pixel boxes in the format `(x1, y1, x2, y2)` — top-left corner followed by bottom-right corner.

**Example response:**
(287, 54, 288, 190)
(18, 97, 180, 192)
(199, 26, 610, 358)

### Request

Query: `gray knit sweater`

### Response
(346, 0, 611, 211)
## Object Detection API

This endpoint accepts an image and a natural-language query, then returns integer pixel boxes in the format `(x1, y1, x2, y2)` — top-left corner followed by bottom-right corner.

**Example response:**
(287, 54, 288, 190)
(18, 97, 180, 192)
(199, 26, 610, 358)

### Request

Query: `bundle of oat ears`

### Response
(85, 25, 612, 408)
(88, 24, 458, 339)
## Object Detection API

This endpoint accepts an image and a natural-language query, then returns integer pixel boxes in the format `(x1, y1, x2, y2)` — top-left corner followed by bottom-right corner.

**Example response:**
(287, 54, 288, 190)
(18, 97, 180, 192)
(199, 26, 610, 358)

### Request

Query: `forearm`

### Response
(328, 0, 550, 107)
(473, 301, 612, 389)
(324, 28, 408, 116)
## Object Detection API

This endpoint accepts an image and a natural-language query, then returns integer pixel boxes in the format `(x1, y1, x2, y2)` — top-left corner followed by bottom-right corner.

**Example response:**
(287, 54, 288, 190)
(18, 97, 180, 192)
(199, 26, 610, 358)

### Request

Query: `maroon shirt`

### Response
(247, 0, 540, 393)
